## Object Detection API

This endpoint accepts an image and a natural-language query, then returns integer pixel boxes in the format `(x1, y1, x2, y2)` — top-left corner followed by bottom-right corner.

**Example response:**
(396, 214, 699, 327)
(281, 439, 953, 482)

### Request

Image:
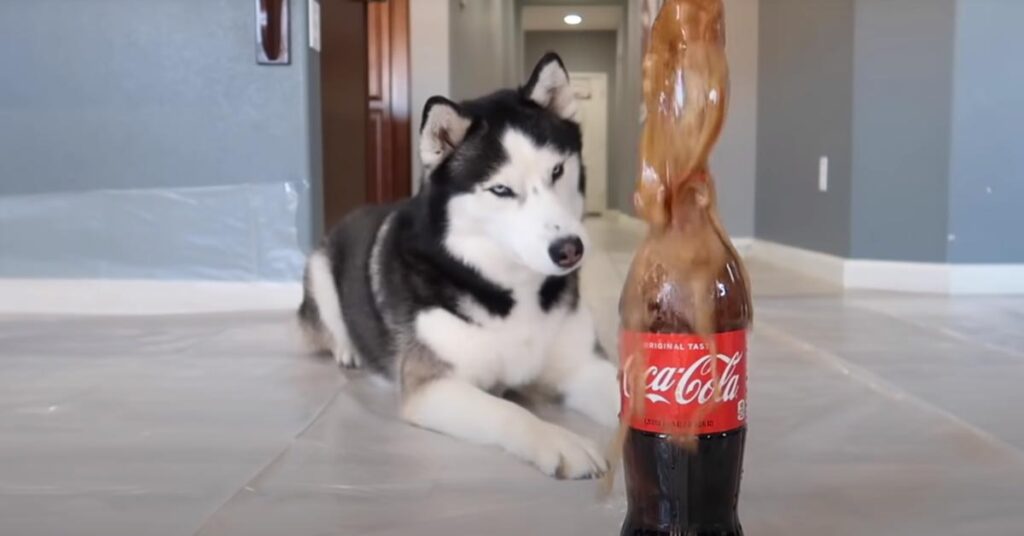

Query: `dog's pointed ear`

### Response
(522, 52, 577, 121)
(420, 96, 472, 171)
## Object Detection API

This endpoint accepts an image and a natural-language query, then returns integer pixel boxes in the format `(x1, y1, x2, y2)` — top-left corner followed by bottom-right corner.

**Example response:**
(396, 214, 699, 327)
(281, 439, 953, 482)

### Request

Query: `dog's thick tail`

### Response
(297, 261, 331, 353)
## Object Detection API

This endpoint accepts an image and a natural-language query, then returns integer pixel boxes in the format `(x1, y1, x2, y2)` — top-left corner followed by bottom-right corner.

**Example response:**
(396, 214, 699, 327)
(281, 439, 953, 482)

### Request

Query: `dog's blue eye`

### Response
(552, 163, 564, 182)
(487, 184, 516, 198)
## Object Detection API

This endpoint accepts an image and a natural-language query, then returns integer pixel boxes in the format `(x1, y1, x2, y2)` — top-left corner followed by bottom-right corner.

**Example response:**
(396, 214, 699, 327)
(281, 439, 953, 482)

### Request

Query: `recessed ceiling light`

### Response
(563, 14, 583, 26)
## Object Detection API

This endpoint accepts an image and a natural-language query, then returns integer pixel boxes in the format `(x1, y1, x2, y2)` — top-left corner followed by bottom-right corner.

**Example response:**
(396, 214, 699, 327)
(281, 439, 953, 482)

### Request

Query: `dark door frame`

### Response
(320, 0, 367, 230)
(318, 0, 410, 233)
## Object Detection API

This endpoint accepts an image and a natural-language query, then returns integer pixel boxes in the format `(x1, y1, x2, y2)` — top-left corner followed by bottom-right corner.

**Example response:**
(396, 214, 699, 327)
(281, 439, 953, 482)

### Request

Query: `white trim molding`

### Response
(948, 265, 1024, 295)
(0, 279, 302, 316)
(749, 240, 845, 284)
(5, 237, 1019, 317)
(751, 240, 1024, 295)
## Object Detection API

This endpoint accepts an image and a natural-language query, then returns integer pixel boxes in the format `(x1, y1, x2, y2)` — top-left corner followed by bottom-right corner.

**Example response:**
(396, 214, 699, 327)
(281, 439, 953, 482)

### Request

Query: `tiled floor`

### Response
(2, 218, 1023, 535)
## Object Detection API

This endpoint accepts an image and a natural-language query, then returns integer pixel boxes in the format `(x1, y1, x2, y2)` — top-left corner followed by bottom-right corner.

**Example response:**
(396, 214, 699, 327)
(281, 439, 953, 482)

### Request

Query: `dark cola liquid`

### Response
(621, 427, 745, 536)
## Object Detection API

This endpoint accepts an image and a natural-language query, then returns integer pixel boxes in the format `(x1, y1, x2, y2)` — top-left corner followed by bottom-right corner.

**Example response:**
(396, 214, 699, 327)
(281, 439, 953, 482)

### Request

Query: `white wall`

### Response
(410, 0, 451, 192)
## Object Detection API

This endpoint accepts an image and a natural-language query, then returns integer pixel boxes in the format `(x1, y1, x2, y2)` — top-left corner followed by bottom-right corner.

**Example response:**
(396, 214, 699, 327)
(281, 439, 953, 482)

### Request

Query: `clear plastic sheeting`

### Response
(2, 218, 1024, 535)
(0, 182, 306, 281)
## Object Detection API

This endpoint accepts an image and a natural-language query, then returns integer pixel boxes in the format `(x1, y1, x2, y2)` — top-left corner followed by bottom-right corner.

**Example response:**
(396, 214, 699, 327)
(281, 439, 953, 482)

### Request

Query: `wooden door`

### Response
(366, 0, 411, 203)
(320, 0, 368, 229)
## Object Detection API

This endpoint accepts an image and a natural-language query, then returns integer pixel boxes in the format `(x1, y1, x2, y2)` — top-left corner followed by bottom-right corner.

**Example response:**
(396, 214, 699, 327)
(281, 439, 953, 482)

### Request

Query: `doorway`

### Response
(521, 4, 624, 215)
(318, 0, 411, 232)
(319, 0, 367, 229)
(570, 72, 609, 214)
(366, 0, 411, 205)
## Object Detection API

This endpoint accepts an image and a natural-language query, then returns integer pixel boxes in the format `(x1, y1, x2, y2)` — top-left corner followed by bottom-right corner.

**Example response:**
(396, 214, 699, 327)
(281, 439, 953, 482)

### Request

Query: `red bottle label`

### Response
(620, 330, 748, 435)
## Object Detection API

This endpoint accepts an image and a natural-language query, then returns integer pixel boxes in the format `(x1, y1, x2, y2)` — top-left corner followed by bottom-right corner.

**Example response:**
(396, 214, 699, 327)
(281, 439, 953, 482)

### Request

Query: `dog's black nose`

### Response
(549, 236, 584, 269)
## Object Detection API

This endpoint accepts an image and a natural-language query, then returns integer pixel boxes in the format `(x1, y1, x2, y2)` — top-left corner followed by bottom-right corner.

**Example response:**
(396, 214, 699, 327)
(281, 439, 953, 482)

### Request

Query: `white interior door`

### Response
(569, 72, 608, 214)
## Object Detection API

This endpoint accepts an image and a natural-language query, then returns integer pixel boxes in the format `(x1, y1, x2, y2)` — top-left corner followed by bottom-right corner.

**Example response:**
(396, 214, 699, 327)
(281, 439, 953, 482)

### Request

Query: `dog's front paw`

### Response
(564, 359, 621, 427)
(528, 422, 608, 480)
(589, 386, 622, 428)
(333, 345, 360, 369)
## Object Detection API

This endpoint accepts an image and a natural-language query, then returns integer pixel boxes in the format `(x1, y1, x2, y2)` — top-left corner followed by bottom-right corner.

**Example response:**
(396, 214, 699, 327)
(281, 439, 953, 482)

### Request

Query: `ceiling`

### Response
(521, 5, 624, 31)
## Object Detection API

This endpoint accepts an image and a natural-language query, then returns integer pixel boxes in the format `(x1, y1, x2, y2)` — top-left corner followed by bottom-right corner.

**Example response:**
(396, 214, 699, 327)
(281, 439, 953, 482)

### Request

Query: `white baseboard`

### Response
(948, 264, 1024, 294)
(6, 241, 1019, 317)
(843, 258, 950, 294)
(731, 237, 755, 255)
(605, 210, 647, 233)
(751, 240, 1024, 295)
(748, 239, 845, 283)
(0, 279, 302, 316)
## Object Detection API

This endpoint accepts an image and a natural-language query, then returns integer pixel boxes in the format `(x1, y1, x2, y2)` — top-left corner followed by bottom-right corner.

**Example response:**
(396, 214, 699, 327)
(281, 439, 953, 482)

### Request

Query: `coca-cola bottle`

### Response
(618, 0, 752, 535)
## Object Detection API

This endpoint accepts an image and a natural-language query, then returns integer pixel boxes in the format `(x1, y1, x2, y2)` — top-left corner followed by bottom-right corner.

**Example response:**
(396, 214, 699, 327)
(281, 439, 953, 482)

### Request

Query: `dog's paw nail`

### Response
(533, 424, 607, 480)
(333, 347, 360, 369)
(555, 460, 606, 480)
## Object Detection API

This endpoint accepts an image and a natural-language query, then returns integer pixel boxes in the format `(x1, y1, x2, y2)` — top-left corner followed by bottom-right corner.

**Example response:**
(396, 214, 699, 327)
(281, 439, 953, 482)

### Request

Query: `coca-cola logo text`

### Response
(622, 351, 744, 406)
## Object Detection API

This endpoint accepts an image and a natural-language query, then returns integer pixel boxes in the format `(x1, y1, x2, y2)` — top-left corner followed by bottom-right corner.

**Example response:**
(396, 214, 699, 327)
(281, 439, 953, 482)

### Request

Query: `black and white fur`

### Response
(298, 54, 619, 479)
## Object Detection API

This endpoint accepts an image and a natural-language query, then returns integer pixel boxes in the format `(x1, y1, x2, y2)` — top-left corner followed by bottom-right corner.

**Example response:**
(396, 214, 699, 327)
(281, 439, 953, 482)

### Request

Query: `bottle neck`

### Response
(654, 170, 716, 237)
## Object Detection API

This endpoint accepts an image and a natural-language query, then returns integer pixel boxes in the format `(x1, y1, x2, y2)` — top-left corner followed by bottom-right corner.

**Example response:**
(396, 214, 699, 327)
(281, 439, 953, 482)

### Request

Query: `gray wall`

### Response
(615, 0, 644, 218)
(757, 0, 1024, 264)
(850, 0, 956, 262)
(610, 12, 633, 216)
(711, 0, 758, 238)
(948, 0, 1024, 263)
(0, 0, 315, 278)
(449, 0, 516, 100)
(307, 3, 324, 241)
(502, 0, 521, 91)
(411, 0, 451, 192)
(756, 0, 854, 256)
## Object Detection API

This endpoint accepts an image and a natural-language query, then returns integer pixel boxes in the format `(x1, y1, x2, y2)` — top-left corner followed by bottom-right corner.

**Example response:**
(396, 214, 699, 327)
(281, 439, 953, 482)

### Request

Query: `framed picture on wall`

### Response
(256, 0, 290, 65)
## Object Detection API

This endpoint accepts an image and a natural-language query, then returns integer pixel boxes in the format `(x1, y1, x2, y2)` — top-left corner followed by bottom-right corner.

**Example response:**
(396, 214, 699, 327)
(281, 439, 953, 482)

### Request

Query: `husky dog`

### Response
(298, 54, 619, 479)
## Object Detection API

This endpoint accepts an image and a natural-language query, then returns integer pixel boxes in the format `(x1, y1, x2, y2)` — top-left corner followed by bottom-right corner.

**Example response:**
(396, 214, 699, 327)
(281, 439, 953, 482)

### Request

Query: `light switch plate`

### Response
(818, 156, 829, 192)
